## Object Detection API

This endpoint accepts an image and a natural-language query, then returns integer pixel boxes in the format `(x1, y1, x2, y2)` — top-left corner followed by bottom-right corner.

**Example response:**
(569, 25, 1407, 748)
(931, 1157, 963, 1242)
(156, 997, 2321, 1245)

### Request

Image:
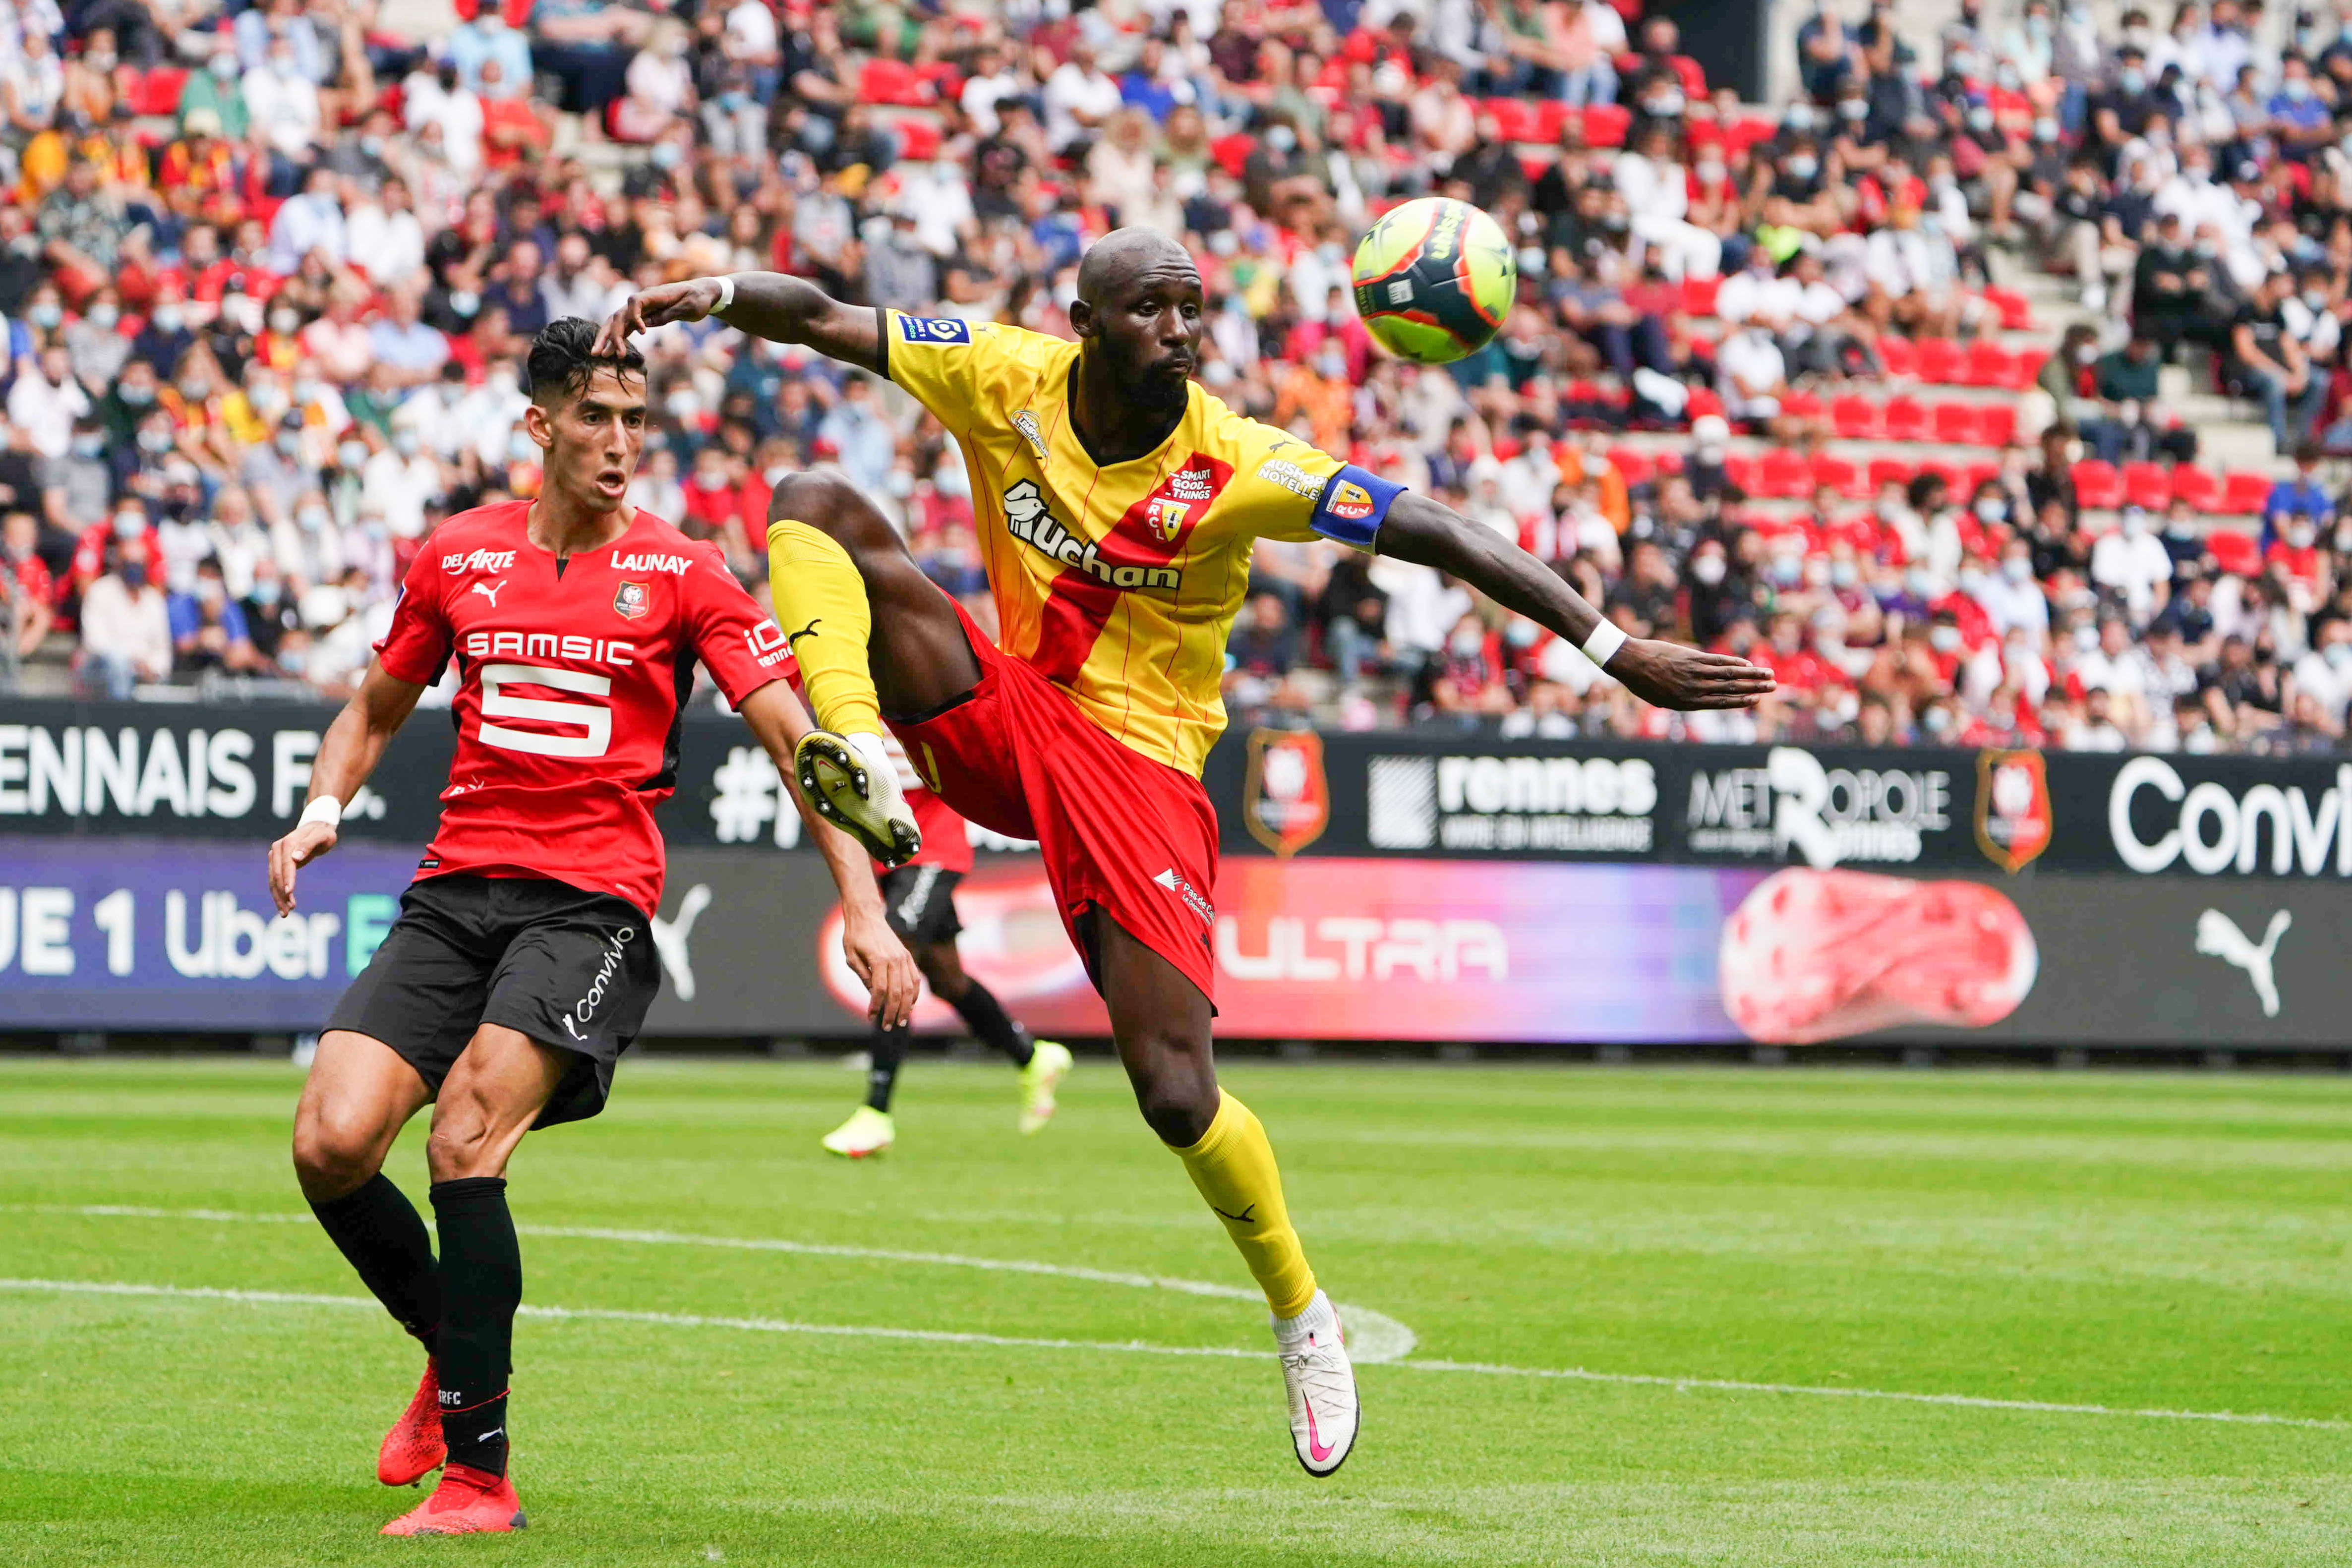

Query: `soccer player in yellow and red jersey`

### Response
(599, 231, 1773, 1477)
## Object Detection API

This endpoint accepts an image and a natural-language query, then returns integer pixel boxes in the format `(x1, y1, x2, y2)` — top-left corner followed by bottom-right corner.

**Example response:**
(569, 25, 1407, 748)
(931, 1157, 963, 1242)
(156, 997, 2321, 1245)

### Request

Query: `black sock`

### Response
(866, 1026, 907, 1112)
(310, 1172, 441, 1348)
(430, 1177, 520, 1478)
(948, 980, 1034, 1068)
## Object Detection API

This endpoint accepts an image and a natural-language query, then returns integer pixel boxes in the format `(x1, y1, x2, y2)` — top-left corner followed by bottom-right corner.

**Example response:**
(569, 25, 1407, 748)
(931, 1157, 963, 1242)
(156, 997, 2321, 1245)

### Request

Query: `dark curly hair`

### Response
(525, 316, 646, 406)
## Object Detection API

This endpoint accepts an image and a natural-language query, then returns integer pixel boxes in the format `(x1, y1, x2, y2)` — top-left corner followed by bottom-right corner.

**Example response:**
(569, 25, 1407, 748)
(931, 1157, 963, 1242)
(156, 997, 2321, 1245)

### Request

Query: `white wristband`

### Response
(299, 796, 343, 830)
(1581, 618, 1629, 670)
(708, 274, 736, 317)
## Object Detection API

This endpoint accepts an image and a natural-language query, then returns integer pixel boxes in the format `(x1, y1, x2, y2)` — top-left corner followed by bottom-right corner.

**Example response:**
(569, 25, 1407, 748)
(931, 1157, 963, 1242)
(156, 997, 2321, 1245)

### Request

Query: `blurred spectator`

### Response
(76, 535, 170, 697)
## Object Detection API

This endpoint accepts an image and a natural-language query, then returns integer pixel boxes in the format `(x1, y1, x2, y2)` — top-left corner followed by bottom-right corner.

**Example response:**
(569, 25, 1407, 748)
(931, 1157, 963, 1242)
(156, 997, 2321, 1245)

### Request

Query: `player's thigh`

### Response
(425, 1024, 574, 1182)
(769, 468, 980, 714)
(291, 1031, 433, 1197)
(476, 882, 659, 1130)
(1087, 910, 1219, 1140)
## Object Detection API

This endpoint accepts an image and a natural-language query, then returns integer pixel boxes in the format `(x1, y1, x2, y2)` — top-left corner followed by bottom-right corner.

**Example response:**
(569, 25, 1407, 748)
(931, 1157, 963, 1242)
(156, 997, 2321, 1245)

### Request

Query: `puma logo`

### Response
(1210, 1204, 1257, 1224)
(650, 883, 711, 1001)
(2195, 909, 2291, 1018)
(786, 617, 822, 649)
(470, 580, 506, 608)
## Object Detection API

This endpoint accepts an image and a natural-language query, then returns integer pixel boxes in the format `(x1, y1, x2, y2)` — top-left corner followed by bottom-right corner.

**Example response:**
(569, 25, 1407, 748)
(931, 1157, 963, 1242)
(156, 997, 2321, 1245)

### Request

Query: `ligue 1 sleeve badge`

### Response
(1974, 749, 2052, 872)
(613, 580, 650, 620)
(1243, 728, 1330, 857)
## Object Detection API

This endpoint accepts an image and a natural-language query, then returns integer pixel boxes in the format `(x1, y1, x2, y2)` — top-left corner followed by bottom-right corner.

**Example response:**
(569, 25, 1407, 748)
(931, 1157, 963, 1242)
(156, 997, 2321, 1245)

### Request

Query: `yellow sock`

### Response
(1169, 1090, 1317, 1318)
(766, 519, 883, 738)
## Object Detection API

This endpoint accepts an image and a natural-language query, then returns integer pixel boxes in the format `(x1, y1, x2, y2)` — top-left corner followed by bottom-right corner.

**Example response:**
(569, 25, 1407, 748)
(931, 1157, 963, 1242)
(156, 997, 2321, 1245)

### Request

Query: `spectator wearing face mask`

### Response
(1, 510, 57, 659)
(76, 535, 171, 697)
(2230, 269, 2328, 451)
(2091, 506, 2176, 623)
(2262, 443, 2333, 550)
(167, 555, 262, 674)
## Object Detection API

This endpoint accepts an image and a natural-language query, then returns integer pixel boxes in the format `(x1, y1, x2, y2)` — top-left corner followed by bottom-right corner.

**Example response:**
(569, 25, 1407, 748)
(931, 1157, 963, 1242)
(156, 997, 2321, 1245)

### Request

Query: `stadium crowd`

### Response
(3, 0, 2352, 755)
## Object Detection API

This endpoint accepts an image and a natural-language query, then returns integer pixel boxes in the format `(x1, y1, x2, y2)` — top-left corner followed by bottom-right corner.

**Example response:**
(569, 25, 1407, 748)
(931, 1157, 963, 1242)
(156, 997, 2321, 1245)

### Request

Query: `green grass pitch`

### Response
(4, 1056, 2350, 1566)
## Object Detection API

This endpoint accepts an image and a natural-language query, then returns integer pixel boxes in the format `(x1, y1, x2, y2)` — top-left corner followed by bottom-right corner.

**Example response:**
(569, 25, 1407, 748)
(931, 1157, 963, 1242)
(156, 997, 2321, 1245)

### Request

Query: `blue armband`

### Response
(1309, 464, 1406, 549)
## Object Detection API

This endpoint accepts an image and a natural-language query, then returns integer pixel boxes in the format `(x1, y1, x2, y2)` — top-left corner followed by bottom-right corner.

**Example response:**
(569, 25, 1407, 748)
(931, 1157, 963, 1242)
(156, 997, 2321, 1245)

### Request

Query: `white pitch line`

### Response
(0, 1275, 2340, 1434)
(10, 1204, 1418, 1365)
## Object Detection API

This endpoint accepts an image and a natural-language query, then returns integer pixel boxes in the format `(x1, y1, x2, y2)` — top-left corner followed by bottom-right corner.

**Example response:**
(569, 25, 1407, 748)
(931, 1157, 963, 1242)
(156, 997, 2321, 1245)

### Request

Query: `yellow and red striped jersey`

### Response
(882, 310, 1402, 776)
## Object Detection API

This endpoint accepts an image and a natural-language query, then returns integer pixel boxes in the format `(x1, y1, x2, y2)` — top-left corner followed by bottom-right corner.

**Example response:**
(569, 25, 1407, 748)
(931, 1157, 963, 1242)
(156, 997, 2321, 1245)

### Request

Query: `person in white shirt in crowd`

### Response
(1376, 555, 1473, 682)
(77, 535, 172, 697)
(267, 165, 348, 274)
(243, 31, 321, 161)
(361, 414, 442, 540)
(959, 40, 1025, 137)
(6, 343, 88, 459)
(1614, 122, 1721, 279)
(272, 484, 346, 593)
(403, 58, 484, 177)
(206, 484, 274, 600)
(1972, 539, 2053, 645)
(2090, 506, 2176, 623)
(2290, 617, 2352, 729)
(344, 175, 426, 287)
(1044, 38, 1124, 153)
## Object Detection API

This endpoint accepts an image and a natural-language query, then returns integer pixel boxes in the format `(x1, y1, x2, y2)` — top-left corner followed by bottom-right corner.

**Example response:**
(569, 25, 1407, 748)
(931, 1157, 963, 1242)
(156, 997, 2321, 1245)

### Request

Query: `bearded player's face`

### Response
(529, 363, 647, 512)
(1096, 261, 1202, 414)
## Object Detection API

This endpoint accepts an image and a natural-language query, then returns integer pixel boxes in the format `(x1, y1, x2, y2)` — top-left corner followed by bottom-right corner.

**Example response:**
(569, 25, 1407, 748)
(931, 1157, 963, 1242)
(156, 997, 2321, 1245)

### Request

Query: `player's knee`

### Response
(291, 1104, 388, 1199)
(423, 1086, 508, 1181)
(1126, 1044, 1218, 1146)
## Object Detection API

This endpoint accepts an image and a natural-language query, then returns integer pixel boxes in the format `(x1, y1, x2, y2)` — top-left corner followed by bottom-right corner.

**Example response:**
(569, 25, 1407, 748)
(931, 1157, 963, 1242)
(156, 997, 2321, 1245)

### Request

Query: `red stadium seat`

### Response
(1875, 335, 1918, 377)
(1812, 453, 1866, 498)
(1606, 446, 1654, 486)
(1534, 100, 1573, 141)
(1679, 274, 1721, 317)
(2072, 459, 2125, 509)
(1867, 456, 1915, 492)
(1780, 389, 1824, 420)
(1724, 454, 1763, 494)
(892, 115, 943, 160)
(1685, 386, 1723, 421)
(1582, 104, 1631, 147)
(2008, 348, 2050, 389)
(1486, 98, 1542, 141)
(1881, 395, 1929, 442)
(1758, 447, 1812, 498)
(1964, 340, 2019, 388)
(1976, 402, 2017, 447)
(1830, 395, 1880, 439)
(2169, 465, 2220, 512)
(2207, 528, 2262, 574)
(1960, 461, 2000, 495)
(1931, 402, 1981, 445)
(1914, 338, 1964, 384)
(1915, 459, 1964, 497)
(1651, 448, 1684, 475)
(2221, 470, 2275, 515)
(125, 66, 187, 118)
(2121, 461, 2172, 510)
(857, 58, 931, 106)
(1979, 287, 2035, 331)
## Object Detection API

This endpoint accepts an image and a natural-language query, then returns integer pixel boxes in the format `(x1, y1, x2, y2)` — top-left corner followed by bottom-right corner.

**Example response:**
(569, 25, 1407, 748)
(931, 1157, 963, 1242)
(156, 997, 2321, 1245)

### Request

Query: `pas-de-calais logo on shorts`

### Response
(613, 580, 649, 620)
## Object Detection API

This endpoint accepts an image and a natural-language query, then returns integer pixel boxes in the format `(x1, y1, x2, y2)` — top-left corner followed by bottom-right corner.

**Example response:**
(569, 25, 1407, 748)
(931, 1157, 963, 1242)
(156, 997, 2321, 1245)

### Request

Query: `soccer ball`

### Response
(1350, 197, 1518, 364)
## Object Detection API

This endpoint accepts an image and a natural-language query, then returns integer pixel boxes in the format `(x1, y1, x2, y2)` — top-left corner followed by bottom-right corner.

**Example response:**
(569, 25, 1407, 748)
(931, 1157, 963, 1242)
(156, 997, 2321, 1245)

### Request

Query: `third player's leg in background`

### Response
(1084, 911, 1359, 1476)
(914, 937, 1072, 1135)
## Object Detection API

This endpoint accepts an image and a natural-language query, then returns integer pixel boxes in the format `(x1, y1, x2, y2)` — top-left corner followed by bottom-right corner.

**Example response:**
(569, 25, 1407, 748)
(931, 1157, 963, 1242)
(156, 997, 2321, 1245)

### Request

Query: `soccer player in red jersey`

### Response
(805, 714, 1073, 1158)
(601, 232, 1772, 1477)
(267, 319, 919, 1537)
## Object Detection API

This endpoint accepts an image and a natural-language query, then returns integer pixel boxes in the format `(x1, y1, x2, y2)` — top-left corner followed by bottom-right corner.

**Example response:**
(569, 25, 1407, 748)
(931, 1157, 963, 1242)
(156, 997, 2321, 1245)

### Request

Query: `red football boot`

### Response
(377, 1359, 447, 1487)
(380, 1463, 526, 1536)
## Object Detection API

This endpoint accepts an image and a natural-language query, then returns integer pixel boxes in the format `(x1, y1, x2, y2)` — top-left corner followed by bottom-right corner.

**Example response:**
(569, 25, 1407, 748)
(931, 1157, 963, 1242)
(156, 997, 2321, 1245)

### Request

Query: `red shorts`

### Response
(888, 595, 1220, 1004)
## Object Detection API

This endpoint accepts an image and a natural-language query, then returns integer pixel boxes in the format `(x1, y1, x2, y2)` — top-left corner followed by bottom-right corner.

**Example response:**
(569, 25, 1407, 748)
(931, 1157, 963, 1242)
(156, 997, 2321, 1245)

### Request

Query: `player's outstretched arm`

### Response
(735, 681, 920, 1029)
(593, 273, 882, 375)
(268, 659, 427, 915)
(1375, 492, 1776, 711)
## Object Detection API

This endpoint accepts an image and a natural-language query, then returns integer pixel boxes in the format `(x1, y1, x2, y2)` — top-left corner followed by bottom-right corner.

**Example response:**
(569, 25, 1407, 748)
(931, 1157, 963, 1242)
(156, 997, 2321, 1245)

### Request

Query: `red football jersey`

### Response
(374, 500, 790, 916)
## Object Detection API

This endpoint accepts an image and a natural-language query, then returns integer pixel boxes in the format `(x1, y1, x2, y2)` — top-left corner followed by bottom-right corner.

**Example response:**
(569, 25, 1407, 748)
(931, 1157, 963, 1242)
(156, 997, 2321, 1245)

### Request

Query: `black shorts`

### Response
(325, 873, 659, 1129)
(878, 863, 962, 946)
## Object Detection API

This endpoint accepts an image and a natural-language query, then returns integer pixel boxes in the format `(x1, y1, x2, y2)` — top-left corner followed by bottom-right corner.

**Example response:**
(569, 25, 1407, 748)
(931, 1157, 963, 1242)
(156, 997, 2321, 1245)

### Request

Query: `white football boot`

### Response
(794, 731, 922, 867)
(1273, 1289, 1358, 1477)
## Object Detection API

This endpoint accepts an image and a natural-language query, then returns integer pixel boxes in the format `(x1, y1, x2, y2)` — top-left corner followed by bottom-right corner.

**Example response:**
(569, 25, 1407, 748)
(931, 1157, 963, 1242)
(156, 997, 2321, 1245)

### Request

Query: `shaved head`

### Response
(1076, 227, 1199, 306)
